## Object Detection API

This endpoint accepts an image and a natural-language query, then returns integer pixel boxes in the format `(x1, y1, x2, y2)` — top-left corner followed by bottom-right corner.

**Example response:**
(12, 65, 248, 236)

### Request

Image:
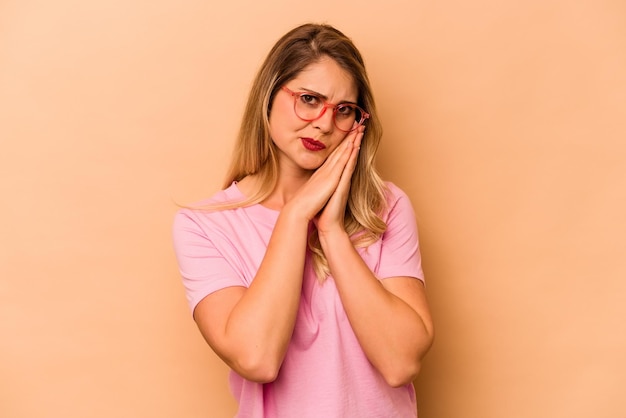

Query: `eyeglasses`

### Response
(281, 86, 370, 132)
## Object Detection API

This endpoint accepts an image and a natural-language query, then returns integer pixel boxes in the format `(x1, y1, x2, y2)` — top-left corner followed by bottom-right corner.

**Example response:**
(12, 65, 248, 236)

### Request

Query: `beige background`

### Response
(1, 0, 625, 417)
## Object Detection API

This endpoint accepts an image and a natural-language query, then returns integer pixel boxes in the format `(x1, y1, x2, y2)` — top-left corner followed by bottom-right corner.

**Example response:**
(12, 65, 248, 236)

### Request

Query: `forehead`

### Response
(289, 57, 358, 102)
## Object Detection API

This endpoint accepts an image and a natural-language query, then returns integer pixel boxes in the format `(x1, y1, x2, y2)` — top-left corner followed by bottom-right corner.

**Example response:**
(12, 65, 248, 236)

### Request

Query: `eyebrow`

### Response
(298, 87, 358, 105)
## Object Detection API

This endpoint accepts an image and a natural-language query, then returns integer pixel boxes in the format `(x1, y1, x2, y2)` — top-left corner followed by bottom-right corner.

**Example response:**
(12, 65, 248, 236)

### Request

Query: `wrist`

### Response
(318, 226, 350, 249)
(281, 200, 314, 224)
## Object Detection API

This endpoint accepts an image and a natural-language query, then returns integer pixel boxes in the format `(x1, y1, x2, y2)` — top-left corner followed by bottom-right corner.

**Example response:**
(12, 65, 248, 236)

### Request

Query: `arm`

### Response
(319, 230, 434, 387)
(192, 208, 308, 383)
(315, 136, 434, 387)
(184, 134, 361, 383)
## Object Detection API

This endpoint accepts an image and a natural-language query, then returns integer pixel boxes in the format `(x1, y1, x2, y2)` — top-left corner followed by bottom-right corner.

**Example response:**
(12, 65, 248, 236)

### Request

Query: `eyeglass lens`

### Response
(295, 93, 364, 132)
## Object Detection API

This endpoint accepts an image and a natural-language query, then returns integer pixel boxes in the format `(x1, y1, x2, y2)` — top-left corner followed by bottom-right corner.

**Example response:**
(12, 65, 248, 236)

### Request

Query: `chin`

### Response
(299, 164, 322, 172)
(299, 158, 326, 172)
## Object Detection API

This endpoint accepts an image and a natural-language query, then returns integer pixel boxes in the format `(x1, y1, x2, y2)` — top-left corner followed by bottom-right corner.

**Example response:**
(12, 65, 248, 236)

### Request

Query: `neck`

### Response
(266, 170, 311, 208)
(237, 166, 313, 211)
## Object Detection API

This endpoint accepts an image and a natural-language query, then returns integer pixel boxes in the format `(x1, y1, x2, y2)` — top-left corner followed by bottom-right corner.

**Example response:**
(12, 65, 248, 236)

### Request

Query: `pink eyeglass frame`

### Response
(281, 86, 370, 132)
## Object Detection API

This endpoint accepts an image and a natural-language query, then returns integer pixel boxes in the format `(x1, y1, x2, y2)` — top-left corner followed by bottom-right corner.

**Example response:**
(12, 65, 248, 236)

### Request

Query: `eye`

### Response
(335, 104, 356, 118)
(299, 94, 320, 107)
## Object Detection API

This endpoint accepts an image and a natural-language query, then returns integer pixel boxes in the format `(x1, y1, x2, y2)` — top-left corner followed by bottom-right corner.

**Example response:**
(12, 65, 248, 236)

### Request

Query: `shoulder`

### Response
(382, 181, 414, 217)
(175, 183, 243, 216)
(173, 183, 243, 234)
(383, 181, 409, 202)
(185, 182, 243, 210)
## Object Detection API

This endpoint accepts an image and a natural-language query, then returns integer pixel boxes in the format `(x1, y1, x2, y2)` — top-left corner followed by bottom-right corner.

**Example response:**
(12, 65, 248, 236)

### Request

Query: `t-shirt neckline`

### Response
(228, 181, 280, 222)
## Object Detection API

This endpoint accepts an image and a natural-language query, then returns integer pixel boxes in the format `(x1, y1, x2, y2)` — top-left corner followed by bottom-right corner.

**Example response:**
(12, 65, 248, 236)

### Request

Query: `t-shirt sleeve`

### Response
(172, 209, 246, 315)
(376, 184, 424, 282)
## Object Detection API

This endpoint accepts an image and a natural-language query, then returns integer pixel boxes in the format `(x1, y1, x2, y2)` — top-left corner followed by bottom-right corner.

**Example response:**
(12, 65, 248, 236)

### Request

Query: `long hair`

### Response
(223, 23, 387, 280)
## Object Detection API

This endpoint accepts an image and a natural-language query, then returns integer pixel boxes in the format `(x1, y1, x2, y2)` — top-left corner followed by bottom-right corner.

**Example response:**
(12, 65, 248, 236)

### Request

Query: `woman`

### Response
(173, 23, 434, 417)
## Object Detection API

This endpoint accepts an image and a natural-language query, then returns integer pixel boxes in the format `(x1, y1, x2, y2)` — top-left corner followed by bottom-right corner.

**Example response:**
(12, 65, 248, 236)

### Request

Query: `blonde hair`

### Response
(222, 23, 388, 280)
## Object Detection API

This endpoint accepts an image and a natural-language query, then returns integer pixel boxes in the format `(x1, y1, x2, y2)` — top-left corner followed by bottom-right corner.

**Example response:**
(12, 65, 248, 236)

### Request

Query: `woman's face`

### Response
(268, 57, 358, 174)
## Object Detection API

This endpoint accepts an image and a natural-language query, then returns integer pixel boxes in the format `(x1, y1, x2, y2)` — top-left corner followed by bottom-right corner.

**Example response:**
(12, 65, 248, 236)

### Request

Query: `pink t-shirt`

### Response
(173, 182, 424, 418)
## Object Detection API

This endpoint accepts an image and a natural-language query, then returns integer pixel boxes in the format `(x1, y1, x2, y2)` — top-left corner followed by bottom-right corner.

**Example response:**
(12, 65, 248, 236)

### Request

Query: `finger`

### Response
(326, 124, 363, 169)
(313, 135, 354, 180)
(354, 125, 364, 149)
(335, 129, 363, 192)
(317, 132, 360, 205)
(344, 127, 364, 175)
(306, 126, 362, 201)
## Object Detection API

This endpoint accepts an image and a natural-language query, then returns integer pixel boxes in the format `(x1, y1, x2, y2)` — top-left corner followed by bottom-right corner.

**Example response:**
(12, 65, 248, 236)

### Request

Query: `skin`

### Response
(193, 56, 434, 387)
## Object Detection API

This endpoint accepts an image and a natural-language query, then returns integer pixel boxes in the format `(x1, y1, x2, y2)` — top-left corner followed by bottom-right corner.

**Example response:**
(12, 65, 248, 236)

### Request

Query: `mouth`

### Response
(301, 137, 326, 151)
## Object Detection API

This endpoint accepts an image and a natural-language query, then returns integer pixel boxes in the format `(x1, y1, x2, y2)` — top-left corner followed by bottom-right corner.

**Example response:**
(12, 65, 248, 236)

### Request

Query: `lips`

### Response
(301, 137, 326, 151)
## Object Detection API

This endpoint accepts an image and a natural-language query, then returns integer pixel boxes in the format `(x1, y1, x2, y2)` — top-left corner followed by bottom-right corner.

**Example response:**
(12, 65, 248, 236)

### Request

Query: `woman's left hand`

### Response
(314, 125, 364, 237)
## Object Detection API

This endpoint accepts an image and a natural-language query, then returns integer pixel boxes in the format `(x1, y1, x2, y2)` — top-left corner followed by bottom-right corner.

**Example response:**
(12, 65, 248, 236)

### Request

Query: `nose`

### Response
(311, 106, 335, 133)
